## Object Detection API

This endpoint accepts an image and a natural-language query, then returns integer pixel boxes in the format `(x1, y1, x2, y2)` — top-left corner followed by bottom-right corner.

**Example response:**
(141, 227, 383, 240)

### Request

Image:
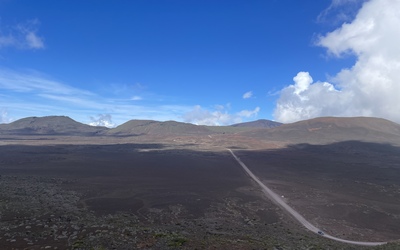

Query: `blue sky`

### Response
(1, 0, 399, 126)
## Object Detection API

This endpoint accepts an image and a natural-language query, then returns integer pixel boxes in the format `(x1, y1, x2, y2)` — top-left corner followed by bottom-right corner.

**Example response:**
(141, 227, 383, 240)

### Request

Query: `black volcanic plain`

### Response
(0, 116, 400, 249)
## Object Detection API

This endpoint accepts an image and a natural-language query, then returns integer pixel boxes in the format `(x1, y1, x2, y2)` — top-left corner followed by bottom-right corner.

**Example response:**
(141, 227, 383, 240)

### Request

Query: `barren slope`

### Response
(231, 119, 282, 128)
(106, 120, 215, 136)
(0, 116, 108, 136)
(241, 116, 400, 145)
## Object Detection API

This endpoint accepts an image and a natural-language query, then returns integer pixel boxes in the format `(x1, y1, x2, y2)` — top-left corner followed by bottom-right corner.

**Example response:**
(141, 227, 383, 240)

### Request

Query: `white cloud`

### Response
(0, 109, 13, 124)
(131, 95, 142, 101)
(292, 72, 312, 96)
(183, 105, 260, 126)
(274, 72, 350, 123)
(0, 68, 93, 96)
(0, 19, 44, 50)
(25, 31, 44, 49)
(317, 0, 365, 25)
(0, 35, 15, 48)
(0, 68, 194, 126)
(274, 0, 400, 124)
(89, 114, 115, 128)
(237, 107, 260, 117)
(243, 91, 253, 99)
(38, 93, 101, 109)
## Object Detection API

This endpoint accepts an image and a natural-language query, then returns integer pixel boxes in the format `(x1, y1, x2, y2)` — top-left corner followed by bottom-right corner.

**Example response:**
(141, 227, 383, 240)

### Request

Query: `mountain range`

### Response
(241, 116, 400, 145)
(1, 116, 400, 145)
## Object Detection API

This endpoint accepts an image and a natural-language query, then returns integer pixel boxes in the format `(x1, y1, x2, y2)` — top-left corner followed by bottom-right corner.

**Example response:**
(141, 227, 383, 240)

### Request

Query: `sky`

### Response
(1, 0, 399, 127)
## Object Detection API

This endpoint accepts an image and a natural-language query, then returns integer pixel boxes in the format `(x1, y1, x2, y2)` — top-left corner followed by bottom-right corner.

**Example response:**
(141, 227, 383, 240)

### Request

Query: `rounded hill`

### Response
(0, 116, 108, 136)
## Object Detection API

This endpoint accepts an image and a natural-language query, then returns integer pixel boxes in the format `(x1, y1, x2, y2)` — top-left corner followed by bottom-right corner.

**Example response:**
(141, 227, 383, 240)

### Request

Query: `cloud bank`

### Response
(183, 105, 260, 126)
(274, 0, 400, 124)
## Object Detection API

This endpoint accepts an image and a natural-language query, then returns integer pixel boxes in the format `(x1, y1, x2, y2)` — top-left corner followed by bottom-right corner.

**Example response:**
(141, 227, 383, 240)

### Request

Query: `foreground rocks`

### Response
(0, 175, 362, 249)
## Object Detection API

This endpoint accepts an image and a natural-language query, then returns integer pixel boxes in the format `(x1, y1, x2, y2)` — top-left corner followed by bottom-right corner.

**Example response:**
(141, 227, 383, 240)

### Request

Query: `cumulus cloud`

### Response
(274, 72, 350, 123)
(274, 0, 400, 124)
(89, 114, 115, 128)
(0, 19, 44, 50)
(183, 105, 260, 126)
(242, 91, 253, 99)
(292, 72, 312, 96)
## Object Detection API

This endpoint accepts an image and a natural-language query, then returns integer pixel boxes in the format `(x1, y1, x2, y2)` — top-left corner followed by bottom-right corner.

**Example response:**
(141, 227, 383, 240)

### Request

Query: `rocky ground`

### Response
(1, 140, 400, 249)
(2, 174, 400, 250)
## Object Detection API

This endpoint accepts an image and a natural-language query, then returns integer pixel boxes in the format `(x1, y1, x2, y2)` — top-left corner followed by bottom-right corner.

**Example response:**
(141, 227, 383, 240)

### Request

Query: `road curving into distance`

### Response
(228, 149, 387, 247)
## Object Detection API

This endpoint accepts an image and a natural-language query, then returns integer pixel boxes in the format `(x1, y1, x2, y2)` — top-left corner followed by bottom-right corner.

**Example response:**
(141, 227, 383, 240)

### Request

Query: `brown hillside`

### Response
(0, 116, 108, 136)
(231, 119, 282, 128)
(241, 116, 400, 145)
(106, 120, 214, 136)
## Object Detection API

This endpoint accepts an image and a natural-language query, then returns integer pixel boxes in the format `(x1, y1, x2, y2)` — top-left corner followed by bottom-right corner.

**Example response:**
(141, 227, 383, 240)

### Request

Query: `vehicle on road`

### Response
(318, 231, 324, 235)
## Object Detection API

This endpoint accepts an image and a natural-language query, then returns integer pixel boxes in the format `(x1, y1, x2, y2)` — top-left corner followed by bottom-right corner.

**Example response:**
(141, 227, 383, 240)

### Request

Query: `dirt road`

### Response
(228, 149, 387, 247)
